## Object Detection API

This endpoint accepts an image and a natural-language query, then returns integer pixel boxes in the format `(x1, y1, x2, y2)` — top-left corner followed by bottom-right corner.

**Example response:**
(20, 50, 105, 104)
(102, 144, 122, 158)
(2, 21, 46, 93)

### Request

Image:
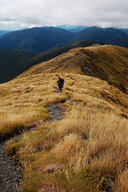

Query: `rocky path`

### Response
(47, 100, 67, 121)
(0, 142, 22, 192)
(0, 97, 68, 192)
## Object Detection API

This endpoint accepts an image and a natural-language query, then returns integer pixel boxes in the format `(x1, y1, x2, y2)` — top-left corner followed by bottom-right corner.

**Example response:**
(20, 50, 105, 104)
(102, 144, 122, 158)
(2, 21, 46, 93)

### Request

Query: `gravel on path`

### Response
(0, 142, 22, 192)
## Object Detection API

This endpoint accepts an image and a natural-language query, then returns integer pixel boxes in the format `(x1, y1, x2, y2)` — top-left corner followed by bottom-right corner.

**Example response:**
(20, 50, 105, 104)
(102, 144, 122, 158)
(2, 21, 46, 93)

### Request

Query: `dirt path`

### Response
(0, 142, 22, 192)
(0, 98, 68, 192)
(47, 100, 68, 121)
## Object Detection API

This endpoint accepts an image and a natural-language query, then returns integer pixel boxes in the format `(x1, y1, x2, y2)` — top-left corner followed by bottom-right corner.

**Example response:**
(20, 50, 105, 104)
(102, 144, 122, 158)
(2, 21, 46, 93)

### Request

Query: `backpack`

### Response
(58, 78, 64, 88)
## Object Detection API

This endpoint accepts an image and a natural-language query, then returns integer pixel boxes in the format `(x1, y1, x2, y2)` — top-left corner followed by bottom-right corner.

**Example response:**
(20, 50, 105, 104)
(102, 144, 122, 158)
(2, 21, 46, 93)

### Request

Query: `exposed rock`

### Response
(39, 164, 61, 174)
(0, 142, 22, 192)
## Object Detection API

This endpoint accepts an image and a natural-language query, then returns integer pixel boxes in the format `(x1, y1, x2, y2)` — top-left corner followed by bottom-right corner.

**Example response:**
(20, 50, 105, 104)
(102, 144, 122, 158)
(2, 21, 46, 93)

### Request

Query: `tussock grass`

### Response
(0, 107, 50, 140)
(115, 168, 128, 192)
(0, 74, 68, 140)
(48, 105, 128, 191)
(6, 103, 128, 191)
(1, 71, 128, 191)
(0, 114, 25, 140)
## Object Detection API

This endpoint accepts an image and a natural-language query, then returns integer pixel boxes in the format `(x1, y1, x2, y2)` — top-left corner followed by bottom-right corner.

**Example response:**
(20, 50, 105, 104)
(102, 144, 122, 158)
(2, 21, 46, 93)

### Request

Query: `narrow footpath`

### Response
(0, 142, 22, 192)
(0, 97, 67, 192)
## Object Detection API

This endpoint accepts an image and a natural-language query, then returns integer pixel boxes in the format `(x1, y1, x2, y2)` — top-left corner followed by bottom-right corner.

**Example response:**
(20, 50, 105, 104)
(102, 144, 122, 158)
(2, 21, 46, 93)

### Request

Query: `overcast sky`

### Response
(0, 0, 128, 30)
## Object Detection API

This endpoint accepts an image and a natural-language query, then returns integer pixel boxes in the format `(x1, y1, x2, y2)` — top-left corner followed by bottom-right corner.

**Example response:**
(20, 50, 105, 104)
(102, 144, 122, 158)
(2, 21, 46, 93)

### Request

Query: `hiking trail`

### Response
(0, 97, 68, 192)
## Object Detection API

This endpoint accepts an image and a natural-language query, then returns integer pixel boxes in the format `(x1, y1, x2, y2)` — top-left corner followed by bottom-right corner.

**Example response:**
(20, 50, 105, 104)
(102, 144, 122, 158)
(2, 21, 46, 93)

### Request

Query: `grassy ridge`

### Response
(0, 72, 128, 191)
(19, 45, 128, 94)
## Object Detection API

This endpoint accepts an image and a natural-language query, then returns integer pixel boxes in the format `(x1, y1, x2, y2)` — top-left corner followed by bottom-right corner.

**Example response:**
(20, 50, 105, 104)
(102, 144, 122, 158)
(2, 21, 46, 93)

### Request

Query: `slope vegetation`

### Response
(0, 40, 104, 83)
(0, 44, 128, 192)
(0, 48, 31, 83)
(0, 71, 128, 191)
(20, 45, 128, 94)
(109, 35, 128, 48)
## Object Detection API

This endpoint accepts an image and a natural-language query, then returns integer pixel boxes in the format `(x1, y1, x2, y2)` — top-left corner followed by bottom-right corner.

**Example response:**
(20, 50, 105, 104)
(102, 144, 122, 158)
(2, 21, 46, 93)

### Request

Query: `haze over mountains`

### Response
(0, 30, 12, 36)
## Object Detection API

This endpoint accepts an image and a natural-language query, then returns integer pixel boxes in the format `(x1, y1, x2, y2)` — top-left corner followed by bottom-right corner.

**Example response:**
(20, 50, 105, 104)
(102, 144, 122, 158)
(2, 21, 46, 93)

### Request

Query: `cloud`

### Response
(0, 0, 128, 30)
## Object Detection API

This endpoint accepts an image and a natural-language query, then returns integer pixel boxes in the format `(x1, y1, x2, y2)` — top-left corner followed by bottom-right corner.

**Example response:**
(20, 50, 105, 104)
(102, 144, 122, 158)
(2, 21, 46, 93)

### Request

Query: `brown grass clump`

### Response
(115, 169, 128, 192)
(0, 115, 25, 139)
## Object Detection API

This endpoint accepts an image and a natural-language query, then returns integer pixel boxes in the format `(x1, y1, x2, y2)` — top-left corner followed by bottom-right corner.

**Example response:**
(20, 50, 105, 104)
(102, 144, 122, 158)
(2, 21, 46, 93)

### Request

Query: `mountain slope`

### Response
(0, 48, 30, 83)
(0, 40, 104, 83)
(0, 30, 11, 36)
(74, 26, 127, 43)
(68, 26, 88, 32)
(0, 27, 75, 56)
(32, 40, 104, 65)
(19, 45, 128, 94)
(1, 72, 128, 191)
(0, 26, 127, 58)
(0, 47, 128, 191)
(108, 36, 128, 48)
(119, 28, 128, 34)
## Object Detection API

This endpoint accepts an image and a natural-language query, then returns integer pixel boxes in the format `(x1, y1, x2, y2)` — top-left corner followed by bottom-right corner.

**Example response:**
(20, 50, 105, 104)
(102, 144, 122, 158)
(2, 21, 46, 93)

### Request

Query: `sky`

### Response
(0, 0, 128, 31)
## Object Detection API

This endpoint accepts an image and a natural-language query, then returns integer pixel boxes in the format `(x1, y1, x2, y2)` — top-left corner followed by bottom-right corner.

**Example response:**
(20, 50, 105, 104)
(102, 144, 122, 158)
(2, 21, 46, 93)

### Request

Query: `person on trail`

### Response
(57, 77, 64, 93)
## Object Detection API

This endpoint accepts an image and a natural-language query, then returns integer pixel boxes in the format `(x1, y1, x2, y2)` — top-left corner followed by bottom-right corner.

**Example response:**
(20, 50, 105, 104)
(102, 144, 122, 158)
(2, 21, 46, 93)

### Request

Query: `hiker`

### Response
(57, 77, 64, 92)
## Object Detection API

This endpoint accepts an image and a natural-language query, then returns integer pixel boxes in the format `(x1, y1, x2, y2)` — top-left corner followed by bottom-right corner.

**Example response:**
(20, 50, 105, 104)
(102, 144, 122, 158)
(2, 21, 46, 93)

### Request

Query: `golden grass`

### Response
(0, 73, 68, 140)
(1, 69, 128, 191)
(47, 104, 128, 191)
(18, 45, 128, 94)
(1, 71, 127, 139)
(115, 168, 128, 192)
(6, 101, 128, 191)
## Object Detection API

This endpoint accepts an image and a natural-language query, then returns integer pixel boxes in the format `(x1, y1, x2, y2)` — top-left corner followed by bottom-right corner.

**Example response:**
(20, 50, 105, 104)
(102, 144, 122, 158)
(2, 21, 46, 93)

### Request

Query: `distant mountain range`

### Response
(119, 28, 128, 34)
(0, 30, 11, 36)
(1, 26, 127, 35)
(0, 26, 128, 57)
(58, 25, 88, 32)
(75, 26, 127, 41)
(0, 27, 75, 56)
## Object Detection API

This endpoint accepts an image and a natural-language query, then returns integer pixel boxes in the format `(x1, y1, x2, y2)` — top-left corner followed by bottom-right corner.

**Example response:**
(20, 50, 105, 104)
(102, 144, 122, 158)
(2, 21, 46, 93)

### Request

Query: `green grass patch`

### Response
(22, 171, 45, 192)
